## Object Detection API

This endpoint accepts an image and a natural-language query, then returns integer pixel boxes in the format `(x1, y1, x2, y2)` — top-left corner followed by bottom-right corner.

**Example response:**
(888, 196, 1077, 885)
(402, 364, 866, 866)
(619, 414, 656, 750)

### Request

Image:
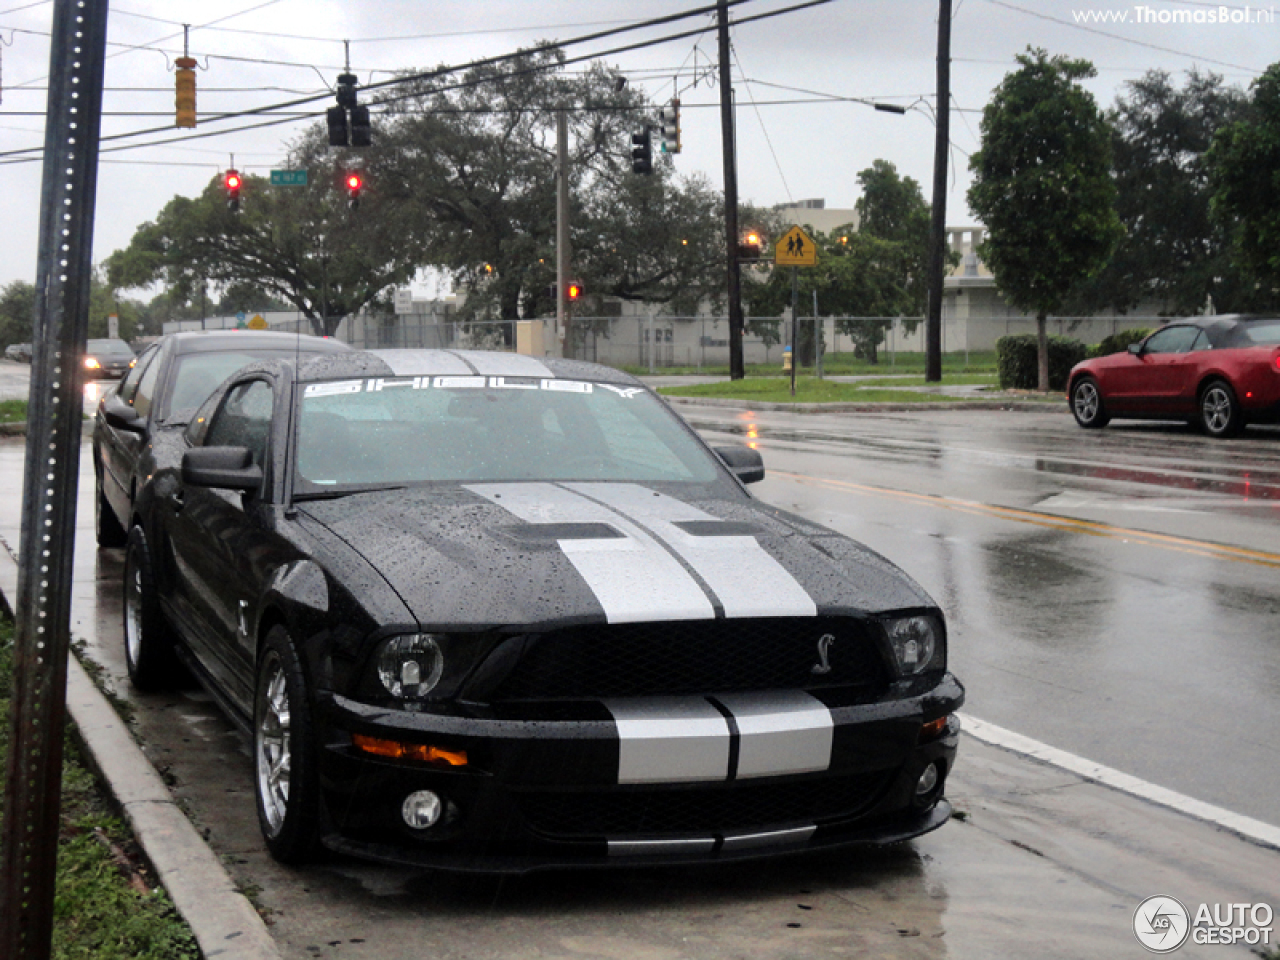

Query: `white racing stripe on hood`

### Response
(464, 483, 715, 623)
(566, 483, 817, 619)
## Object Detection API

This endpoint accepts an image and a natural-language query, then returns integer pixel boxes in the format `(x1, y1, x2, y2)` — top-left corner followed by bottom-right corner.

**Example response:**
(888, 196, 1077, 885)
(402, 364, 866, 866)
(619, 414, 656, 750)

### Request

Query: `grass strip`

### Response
(659, 377, 998, 404)
(0, 620, 199, 959)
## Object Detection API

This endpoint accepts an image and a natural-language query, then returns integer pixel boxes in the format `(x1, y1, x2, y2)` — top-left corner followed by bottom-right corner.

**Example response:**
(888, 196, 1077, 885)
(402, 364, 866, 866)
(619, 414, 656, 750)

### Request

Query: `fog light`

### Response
(915, 764, 939, 797)
(402, 790, 443, 830)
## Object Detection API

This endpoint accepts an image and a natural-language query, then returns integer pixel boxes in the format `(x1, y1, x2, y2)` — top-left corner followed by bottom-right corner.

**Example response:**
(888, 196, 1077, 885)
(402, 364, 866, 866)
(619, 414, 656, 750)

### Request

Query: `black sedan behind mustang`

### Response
(123, 348, 963, 871)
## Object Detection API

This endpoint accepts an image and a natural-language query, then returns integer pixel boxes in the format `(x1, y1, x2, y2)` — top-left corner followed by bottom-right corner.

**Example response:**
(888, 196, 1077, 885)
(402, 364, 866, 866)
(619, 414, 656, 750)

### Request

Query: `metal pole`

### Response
(925, 0, 952, 383)
(718, 1, 745, 380)
(789, 266, 798, 397)
(1, 2, 109, 957)
(813, 289, 822, 379)
(647, 313, 655, 374)
(556, 110, 570, 359)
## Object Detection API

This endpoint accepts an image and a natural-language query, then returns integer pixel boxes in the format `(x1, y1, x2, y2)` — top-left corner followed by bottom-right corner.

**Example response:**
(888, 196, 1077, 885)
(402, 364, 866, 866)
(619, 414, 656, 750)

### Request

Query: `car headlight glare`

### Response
(377, 634, 444, 699)
(885, 616, 942, 676)
(84, 357, 101, 370)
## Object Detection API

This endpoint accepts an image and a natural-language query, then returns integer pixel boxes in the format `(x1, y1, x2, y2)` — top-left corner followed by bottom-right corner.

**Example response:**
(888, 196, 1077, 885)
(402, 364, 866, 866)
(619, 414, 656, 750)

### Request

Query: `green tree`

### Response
(1067, 69, 1251, 315)
(385, 49, 725, 345)
(106, 129, 427, 336)
(855, 159, 933, 317)
(1207, 62, 1280, 304)
(0, 280, 36, 348)
(968, 49, 1123, 391)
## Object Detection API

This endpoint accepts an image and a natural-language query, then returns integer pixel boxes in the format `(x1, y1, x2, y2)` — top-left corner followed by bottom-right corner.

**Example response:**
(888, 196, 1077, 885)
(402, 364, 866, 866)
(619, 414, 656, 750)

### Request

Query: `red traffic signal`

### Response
(566, 282, 582, 301)
(224, 169, 241, 211)
(345, 171, 363, 209)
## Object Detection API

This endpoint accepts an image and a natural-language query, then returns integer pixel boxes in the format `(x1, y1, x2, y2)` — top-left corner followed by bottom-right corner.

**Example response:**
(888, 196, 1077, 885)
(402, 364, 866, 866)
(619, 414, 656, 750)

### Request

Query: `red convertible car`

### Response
(1068, 315, 1280, 437)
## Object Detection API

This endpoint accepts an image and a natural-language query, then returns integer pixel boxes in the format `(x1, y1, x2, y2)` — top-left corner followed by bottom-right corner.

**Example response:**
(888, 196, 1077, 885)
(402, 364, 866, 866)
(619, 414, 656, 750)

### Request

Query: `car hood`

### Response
(297, 482, 933, 628)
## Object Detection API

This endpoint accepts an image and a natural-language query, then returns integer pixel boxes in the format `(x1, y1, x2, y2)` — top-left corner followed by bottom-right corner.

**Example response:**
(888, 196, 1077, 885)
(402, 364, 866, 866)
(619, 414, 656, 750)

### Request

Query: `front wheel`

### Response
(1071, 377, 1110, 429)
(123, 526, 180, 691)
(1198, 380, 1244, 438)
(254, 626, 322, 864)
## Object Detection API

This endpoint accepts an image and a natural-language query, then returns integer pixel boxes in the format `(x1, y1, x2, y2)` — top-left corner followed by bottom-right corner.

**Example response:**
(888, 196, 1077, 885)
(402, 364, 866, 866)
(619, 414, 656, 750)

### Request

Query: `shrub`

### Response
(996, 334, 1088, 391)
(1088, 327, 1152, 358)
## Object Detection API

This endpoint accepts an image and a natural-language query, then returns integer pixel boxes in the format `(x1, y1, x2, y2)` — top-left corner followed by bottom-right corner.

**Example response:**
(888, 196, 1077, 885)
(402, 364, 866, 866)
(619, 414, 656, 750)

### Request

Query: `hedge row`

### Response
(995, 334, 1088, 391)
(1088, 327, 1152, 358)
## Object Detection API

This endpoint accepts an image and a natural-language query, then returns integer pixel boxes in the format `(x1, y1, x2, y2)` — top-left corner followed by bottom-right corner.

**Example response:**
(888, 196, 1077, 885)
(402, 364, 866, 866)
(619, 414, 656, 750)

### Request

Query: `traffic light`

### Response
(345, 171, 363, 209)
(631, 127, 653, 175)
(326, 105, 349, 148)
(737, 230, 764, 262)
(175, 56, 197, 128)
(350, 104, 372, 148)
(225, 169, 241, 211)
(658, 98, 681, 154)
(328, 72, 372, 147)
(566, 281, 582, 301)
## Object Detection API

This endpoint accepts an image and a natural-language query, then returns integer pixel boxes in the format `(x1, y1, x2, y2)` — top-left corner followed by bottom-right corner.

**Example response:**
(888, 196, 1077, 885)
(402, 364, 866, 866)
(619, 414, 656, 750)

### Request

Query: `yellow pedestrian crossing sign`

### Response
(775, 225, 817, 266)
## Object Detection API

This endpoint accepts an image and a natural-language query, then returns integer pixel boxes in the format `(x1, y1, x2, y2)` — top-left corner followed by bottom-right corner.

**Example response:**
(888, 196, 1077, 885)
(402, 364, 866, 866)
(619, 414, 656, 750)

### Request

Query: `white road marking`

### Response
(960, 713, 1280, 850)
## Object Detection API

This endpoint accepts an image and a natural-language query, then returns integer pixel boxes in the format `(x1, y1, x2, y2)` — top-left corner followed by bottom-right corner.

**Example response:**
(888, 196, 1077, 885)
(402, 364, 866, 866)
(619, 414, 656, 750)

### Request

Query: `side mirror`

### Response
(183, 445, 262, 492)
(1127, 342, 1143, 355)
(101, 394, 146, 433)
(713, 445, 765, 484)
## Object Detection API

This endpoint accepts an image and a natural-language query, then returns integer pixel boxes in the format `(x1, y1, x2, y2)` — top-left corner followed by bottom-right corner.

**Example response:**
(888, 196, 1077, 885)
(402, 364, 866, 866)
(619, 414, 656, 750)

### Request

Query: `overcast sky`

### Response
(0, 0, 1276, 292)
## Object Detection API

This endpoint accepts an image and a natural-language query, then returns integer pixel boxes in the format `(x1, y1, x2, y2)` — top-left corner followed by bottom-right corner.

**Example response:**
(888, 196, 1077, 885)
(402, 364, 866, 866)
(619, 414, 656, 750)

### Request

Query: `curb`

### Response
(0, 549, 281, 960)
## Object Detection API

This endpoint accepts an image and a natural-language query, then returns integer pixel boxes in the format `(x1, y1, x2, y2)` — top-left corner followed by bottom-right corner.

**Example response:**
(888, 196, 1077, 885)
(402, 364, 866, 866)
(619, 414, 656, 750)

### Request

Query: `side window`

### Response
(118, 346, 157, 405)
(1190, 330, 1212, 352)
(204, 380, 274, 468)
(131, 354, 164, 419)
(1144, 326, 1199, 355)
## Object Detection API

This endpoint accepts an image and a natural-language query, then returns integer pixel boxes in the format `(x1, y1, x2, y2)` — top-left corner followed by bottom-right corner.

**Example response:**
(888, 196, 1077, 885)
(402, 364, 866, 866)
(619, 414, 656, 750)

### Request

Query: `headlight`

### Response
(377, 634, 444, 699)
(884, 615, 944, 676)
(84, 357, 102, 370)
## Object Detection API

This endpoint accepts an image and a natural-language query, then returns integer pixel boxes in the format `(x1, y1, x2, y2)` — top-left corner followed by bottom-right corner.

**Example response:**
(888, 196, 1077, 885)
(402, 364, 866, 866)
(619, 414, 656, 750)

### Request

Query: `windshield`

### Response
(294, 375, 722, 491)
(87, 339, 134, 357)
(164, 349, 328, 421)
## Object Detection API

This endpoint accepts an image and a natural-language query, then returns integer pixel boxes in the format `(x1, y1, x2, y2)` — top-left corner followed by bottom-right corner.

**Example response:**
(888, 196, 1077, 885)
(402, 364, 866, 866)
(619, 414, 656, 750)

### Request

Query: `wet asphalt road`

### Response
(1, 373, 1278, 957)
(677, 402, 1280, 828)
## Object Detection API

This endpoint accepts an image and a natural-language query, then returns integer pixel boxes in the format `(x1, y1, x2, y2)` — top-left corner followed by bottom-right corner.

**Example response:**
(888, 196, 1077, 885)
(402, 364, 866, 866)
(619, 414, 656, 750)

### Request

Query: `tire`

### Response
(123, 525, 180, 691)
(254, 625, 322, 864)
(95, 468, 128, 547)
(1070, 376, 1110, 429)
(1198, 380, 1244, 438)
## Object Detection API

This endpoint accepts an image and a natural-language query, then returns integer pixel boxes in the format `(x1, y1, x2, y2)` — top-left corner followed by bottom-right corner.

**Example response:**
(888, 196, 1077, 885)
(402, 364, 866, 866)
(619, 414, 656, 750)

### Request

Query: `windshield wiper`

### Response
(293, 484, 407, 502)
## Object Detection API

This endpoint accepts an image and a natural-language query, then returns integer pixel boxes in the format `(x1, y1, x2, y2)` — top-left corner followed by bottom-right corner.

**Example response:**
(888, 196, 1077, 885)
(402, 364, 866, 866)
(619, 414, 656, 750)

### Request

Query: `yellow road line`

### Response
(775, 471, 1280, 569)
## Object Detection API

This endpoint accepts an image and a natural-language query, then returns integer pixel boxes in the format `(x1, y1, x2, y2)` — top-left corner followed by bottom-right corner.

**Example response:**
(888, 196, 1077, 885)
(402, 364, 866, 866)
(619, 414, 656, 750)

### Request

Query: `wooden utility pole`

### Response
(718, 0, 745, 379)
(556, 111, 571, 358)
(925, 0, 952, 383)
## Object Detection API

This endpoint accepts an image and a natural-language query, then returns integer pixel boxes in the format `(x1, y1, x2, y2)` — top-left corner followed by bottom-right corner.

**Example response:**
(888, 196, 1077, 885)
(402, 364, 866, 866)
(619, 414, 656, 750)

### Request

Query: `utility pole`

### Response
(556, 111, 571, 359)
(925, 0, 952, 383)
(718, 0, 745, 380)
(0, 0, 109, 957)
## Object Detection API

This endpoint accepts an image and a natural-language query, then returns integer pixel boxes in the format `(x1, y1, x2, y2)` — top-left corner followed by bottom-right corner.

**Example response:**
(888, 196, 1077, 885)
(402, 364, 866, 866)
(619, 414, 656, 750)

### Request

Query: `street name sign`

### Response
(270, 169, 308, 186)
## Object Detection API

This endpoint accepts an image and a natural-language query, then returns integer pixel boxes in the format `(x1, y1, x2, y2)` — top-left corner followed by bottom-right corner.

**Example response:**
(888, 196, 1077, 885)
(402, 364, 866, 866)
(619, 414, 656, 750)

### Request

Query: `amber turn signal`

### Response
(918, 716, 949, 743)
(352, 734, 467, 767)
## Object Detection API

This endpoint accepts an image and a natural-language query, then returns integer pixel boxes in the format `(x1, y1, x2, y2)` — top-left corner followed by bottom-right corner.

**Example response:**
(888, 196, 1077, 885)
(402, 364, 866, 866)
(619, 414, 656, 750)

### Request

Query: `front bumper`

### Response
(313, 675, 964, 873)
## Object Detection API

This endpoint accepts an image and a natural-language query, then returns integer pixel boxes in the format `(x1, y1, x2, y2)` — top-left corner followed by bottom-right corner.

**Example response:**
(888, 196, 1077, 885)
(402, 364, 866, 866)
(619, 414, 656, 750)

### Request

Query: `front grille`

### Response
(487, 617, 888, 701)
(518, 771, 894, 838)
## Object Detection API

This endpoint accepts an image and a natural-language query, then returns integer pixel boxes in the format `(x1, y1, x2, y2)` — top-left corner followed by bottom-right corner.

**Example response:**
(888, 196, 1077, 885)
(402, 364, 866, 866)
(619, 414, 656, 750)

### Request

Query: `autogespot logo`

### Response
(1134, 896, 1191, 953)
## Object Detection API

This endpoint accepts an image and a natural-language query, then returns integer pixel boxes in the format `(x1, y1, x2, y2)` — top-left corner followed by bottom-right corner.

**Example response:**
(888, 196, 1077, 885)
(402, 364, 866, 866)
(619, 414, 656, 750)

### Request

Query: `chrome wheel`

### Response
(124, 558, 143, 669)
(1071, 377, 1108, 428)
(1201, 385, 1234, 435)
(256, 654, 292, 837)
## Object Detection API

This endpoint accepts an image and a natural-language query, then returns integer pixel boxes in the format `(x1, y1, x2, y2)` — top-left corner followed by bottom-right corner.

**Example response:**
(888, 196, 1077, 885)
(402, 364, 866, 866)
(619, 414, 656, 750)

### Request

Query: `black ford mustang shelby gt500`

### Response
(126, 348, 963, 871)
